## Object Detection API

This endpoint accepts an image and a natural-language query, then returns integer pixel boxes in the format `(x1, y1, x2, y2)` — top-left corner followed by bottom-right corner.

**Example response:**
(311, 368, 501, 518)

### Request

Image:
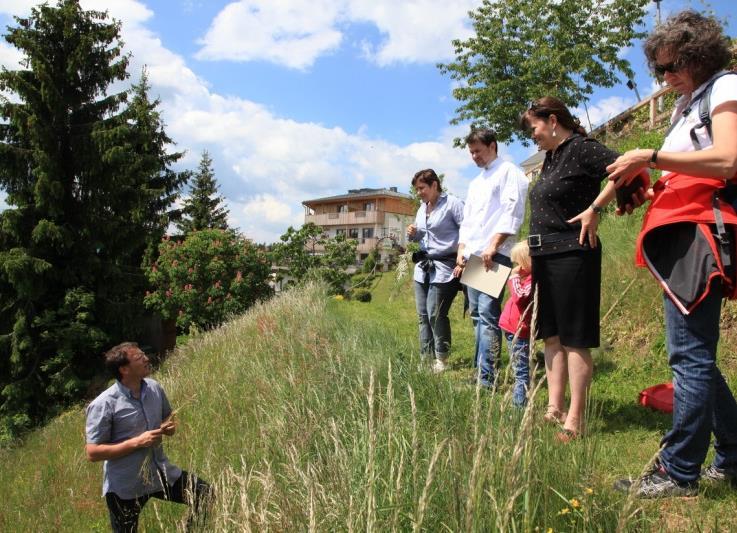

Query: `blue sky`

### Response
(0, 0, 734, 242)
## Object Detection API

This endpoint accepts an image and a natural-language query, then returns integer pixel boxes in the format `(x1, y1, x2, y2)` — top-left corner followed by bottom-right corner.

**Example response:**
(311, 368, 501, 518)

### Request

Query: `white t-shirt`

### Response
(661, 71, 737, 176)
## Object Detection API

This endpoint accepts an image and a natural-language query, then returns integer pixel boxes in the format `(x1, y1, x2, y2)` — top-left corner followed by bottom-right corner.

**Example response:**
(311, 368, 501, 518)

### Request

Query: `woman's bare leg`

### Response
(544, 336, 568, 421)
(563, 346, 593, 434)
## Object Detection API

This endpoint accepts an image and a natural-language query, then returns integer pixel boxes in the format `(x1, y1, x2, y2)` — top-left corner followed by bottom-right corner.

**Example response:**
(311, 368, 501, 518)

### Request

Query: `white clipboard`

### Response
(460, 254, 512, 298)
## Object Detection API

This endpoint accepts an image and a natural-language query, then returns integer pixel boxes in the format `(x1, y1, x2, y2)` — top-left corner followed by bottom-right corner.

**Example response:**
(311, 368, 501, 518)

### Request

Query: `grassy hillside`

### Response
(2, 199, 737, 531)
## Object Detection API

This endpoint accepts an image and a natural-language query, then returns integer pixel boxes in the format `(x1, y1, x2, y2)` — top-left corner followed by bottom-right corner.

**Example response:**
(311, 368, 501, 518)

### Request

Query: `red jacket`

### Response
(636, 173, 737, 314)
(500, 272, 532, 339)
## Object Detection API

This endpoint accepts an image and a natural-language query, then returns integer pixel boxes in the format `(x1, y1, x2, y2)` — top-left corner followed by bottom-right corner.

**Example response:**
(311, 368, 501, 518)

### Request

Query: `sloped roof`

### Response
(303, 187, 412, 206)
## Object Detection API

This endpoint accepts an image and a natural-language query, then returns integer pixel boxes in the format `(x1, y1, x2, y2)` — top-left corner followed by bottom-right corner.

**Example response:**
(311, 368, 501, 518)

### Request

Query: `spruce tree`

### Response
(177, 151, 230, 234)
(0, 1, 184, 440)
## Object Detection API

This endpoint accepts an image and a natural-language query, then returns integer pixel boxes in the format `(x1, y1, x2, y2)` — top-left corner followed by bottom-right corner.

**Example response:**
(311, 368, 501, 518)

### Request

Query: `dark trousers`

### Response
(105, 471, 212, 532)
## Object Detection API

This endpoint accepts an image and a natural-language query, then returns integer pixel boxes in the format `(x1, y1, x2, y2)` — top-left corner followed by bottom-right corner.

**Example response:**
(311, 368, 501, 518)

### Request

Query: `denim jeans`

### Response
(505, 331, 530, 406)
(467, 286, 504, 387)
(414, 280, 459, 360)
(659, 284, 737, 484)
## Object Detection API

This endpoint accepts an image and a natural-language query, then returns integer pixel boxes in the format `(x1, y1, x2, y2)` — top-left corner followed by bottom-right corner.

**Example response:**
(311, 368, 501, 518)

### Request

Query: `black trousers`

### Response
(105, 471, 212, 533)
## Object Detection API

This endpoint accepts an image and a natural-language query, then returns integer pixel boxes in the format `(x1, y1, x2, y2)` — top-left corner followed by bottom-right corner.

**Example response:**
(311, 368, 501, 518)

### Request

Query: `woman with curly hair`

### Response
(608, 10, 737, 498)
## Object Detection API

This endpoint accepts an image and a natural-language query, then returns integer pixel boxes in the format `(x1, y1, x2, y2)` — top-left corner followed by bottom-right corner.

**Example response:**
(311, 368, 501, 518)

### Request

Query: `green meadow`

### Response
(2, 202, 737, 531)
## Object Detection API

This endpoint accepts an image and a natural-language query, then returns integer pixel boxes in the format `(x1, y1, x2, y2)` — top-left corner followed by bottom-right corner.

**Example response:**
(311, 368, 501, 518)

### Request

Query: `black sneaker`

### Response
(614, 464, 698, 498)
(701, 464, 737, 485)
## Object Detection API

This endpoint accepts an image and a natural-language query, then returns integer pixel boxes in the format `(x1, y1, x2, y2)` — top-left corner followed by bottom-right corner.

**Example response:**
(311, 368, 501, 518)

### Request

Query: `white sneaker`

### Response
(432, 359, 447, 374)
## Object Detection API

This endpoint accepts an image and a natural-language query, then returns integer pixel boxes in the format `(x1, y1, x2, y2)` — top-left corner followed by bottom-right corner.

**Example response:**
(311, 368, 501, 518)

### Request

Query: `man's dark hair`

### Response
(411, 168, 443, 193)
(644, 10, 732, 88)
(465, 129, 498, 153)
(104, 342, 139, 381)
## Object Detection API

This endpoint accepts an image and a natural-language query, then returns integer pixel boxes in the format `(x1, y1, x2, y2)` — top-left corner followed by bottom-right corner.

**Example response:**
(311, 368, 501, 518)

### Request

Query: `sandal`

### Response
(554, 429, 580, 443)
(543, 405, 567, 425)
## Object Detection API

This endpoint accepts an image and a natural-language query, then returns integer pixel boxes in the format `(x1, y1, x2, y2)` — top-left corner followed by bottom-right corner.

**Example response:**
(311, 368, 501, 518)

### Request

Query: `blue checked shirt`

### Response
(85, 378, 182, 499)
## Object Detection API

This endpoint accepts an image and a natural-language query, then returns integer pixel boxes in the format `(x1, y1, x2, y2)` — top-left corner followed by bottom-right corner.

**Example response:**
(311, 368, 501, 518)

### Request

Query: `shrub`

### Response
(362, 249, 378, 273)
(350, 273, 374, 288)
(144, 229, 272, 331)
(352, 288, 372, 302)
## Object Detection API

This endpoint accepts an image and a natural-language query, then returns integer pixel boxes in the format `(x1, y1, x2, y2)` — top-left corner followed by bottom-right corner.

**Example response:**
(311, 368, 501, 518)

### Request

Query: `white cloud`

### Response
(195, 0, 480, 69)
(0, 0, 36, 14)
(229, 194, 303, 242)
(195, 0, 344, 69)
(0, 41, 23, 70)
(574, 96, 635, 131)
(348, 0, 478, 66)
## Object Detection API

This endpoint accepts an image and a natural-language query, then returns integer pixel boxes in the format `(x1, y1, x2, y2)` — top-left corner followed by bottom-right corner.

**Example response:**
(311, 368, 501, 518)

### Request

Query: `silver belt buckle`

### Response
(528, 234, 541, 248)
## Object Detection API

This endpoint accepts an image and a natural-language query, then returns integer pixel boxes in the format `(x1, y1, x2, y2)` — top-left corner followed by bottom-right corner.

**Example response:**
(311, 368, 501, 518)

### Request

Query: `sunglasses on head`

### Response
(653, 61, 679, 76)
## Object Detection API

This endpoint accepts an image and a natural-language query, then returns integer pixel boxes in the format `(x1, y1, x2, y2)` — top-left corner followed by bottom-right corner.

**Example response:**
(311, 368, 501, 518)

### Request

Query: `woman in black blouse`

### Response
(520, 97, 620, 442)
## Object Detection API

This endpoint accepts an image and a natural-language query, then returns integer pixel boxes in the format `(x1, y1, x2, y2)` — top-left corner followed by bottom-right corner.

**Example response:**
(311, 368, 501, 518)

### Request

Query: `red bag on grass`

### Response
(638, 383, 674, 413)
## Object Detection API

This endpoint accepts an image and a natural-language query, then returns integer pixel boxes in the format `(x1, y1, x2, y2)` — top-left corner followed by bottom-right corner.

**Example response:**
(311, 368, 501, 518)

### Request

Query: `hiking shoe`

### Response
(432, 359, 447, 374)
(614, 464, 698, 498)
(701, 464, 737, 485)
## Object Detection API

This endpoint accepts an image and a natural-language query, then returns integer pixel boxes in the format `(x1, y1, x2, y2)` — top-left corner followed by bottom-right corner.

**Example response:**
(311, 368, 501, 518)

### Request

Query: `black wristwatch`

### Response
(649, 149, 659, 169)
(590, 203, 604, 215)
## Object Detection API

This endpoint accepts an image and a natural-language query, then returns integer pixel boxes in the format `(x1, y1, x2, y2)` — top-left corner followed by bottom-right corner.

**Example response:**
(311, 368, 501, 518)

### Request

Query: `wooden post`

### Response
(649, 97, 656, 129)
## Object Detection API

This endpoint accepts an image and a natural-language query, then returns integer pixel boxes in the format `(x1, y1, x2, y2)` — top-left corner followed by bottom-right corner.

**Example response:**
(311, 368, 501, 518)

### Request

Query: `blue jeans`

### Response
(414, 280, 459, 360)
(467, 286, 503, 387)
(505, 331, 530, 406)
(660, 284, 737, 484)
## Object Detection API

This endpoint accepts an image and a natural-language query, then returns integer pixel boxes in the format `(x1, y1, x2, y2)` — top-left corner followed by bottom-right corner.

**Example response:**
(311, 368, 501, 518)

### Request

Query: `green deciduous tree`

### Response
(438, 0, 648, 144)
(144, 230, 271, 331)
(177, 150, 229, 234)
(271, 223, 357, 294)
(0, 0, 185, 441)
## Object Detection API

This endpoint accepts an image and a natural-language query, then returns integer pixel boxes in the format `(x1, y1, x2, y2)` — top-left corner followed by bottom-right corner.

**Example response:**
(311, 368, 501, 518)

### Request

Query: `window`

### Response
(336, 228, 346, 236)
(349, 228, 359, 238)
(338, 205, 349, 213)
(364, 202, 375, 211)
(362, 228, 374, 239)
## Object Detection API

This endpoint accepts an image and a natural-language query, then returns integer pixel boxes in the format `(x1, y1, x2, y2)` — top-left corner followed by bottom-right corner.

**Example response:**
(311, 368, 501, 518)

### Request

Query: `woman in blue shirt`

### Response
(407, 169, 465, 372)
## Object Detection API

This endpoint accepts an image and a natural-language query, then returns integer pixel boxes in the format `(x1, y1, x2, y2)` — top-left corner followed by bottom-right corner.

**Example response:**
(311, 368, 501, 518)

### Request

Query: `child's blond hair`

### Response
(510, 240, 531, 272)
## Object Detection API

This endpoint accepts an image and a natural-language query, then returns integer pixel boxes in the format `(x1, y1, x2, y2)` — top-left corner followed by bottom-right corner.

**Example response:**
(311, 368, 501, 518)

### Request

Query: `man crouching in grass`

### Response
(85, 342, 212, 532)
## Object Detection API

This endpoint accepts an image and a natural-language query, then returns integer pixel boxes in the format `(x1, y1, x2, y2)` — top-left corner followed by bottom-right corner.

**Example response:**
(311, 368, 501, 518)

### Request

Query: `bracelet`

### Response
(649, 149, 658, 169)
(590, 203, 603, 215)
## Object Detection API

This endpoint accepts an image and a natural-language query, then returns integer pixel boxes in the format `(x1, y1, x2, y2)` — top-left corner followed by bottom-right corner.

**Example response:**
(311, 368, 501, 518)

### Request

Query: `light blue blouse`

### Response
(410, 193, 464, 284)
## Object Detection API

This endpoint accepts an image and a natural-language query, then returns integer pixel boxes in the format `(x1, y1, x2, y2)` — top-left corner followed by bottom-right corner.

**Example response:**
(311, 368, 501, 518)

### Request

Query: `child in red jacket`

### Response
(500, 241, 533, 407)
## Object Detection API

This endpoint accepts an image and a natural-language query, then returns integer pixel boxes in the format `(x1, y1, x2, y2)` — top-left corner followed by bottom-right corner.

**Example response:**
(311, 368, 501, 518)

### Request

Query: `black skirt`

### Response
(532, 247, 601, 348)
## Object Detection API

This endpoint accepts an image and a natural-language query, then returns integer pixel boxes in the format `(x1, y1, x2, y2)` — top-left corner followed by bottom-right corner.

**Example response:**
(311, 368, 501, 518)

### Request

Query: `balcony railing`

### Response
(305, 237, 383, 254)
(305, 210, 384, 226)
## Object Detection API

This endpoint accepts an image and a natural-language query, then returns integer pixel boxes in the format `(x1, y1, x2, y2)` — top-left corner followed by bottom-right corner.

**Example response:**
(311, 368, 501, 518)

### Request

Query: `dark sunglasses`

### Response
(653, 61, 679, 76)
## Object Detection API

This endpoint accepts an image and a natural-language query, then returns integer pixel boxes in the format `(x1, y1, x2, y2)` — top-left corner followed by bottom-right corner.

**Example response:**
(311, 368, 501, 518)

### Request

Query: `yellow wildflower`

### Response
(558, 507, 570, 516)
(547, 529, 554, 533)
(570, 498, 581, 508)
(334, 294, 344, 301)
(584, 487, 593, 495)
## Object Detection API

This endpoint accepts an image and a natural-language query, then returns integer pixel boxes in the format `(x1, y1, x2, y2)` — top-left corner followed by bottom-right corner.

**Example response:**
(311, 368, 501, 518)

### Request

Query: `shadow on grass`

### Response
(595, 399, 671, 434)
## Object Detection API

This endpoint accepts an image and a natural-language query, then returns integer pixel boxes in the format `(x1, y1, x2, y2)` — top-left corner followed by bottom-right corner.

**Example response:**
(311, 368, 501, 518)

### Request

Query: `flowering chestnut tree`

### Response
(144, 229, 272, 331)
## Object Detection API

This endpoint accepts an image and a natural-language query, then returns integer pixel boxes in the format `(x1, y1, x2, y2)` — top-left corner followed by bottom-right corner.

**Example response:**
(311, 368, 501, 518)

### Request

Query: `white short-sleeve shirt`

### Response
(661, 71, 737, 176)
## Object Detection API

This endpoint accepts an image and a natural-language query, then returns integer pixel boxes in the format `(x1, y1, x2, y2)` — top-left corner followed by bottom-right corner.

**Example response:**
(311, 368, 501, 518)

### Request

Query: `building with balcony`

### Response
(303, 187, 416, 267)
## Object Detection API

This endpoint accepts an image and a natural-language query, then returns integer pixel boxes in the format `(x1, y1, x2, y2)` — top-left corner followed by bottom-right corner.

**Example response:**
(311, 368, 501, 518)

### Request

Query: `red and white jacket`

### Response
(636, 173, 737, 314)
(500, 271, 533, 339)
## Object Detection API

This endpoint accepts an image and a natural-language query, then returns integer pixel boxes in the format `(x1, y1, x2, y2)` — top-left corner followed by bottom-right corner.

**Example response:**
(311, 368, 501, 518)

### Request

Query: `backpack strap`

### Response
(688, 71, 737, 150)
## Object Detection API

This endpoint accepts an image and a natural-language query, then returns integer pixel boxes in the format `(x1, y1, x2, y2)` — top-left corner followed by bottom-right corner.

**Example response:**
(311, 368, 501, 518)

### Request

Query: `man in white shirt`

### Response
(455, 129, 529, 388)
